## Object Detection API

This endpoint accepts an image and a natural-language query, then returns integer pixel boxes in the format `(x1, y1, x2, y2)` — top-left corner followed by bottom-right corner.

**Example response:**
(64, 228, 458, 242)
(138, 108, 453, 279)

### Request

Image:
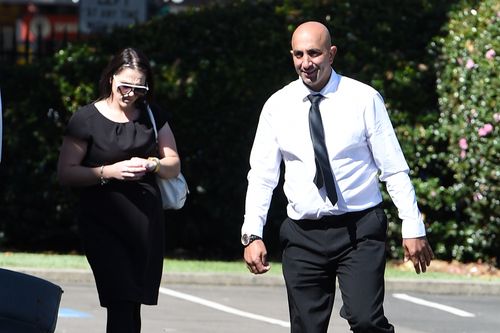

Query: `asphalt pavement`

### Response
(3, 267, 500, 332)
(53, 282, 499, 333)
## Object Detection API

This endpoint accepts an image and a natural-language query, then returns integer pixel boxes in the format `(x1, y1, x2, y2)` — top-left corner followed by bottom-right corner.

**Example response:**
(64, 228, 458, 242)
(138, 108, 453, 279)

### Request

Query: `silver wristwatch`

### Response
(241, 234, 262, 247)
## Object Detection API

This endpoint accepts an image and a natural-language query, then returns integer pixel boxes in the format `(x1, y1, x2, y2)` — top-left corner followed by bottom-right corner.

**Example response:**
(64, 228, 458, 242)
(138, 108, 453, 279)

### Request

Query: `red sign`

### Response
(19, 14, 79, 42)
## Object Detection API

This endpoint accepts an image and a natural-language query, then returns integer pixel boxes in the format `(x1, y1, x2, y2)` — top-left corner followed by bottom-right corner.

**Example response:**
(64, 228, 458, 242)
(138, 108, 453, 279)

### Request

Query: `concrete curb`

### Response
(384, 278, 500, 296)
(6, 267, 500, 296)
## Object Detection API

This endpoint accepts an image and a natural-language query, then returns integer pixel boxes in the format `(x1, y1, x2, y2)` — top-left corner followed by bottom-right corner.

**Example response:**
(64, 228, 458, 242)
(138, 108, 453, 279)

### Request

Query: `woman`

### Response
(57, 47, 180, 333)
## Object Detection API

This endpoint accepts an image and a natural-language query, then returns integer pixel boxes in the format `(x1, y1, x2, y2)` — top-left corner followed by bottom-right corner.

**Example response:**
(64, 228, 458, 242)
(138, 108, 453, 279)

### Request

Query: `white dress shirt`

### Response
(242, 70, 426, 239)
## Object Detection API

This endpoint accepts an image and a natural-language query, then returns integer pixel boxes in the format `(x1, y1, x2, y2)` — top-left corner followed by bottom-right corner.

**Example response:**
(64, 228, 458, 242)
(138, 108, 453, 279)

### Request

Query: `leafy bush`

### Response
(427, 0, 499, 264)
(1, 0, 497, 265)
(0, 61, 80, 250)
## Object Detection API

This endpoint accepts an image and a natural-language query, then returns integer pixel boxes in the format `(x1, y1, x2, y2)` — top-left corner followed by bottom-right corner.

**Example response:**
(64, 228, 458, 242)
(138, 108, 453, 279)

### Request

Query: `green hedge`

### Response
(0, 62, 80, 250)
(1, 0, 497, 265)
(427, 0, 499, 263)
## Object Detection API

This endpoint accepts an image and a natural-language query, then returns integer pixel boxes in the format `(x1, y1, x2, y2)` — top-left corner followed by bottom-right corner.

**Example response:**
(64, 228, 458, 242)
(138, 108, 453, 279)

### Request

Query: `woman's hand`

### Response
(108, 158, 148, 181)
(130, 157, 158, 173)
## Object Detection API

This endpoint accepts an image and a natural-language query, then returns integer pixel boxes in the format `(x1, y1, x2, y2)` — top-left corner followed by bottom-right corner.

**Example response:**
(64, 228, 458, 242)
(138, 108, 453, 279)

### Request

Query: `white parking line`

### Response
(392, 293, 476, 318)
(159, 287, 290, 328)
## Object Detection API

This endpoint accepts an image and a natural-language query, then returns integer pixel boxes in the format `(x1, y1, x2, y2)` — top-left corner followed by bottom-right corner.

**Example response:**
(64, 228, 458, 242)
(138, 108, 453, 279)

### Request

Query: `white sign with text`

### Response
(79, 0, 147, 34)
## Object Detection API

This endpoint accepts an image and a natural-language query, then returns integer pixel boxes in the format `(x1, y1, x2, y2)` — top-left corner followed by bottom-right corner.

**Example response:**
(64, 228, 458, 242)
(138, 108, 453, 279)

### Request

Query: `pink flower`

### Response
(494, 113, 500, 122)
(460, 150, 467, 159)
(478, 124, 493, 136)
(473, 192, 483, 201)
(485, 49, 496, 60)
(459, 138, 468, 150)
(465, 59, 475, 69)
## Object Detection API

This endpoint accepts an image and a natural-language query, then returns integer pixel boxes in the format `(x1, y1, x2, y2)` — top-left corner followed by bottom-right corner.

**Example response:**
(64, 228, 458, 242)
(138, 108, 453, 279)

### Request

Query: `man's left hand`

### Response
(403, 237, 434, 274)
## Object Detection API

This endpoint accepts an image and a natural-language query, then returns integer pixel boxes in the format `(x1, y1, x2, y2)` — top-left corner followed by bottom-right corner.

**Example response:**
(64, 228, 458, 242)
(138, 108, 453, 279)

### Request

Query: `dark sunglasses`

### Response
(113, 75, 149, 97)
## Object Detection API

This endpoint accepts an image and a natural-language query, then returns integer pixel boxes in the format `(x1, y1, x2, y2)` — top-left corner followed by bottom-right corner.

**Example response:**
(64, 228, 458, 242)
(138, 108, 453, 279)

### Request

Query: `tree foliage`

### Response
(0, 0, 497, 265)
(427, 0, 499, 263)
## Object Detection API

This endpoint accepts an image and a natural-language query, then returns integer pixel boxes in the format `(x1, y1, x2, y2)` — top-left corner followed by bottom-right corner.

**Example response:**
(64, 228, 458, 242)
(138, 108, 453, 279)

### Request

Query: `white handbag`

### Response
(147, 105, 188, 210)
(156, 172, 188, 210)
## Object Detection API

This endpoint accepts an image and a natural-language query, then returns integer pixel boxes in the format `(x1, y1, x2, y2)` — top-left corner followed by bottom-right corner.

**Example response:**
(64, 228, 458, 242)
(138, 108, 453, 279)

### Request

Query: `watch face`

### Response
(241, 234, 250, 246)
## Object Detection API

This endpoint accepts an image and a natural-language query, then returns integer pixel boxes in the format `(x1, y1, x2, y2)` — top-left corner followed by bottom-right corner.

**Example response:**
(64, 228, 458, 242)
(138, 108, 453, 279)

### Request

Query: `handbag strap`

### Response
(146, 104, 159, 142)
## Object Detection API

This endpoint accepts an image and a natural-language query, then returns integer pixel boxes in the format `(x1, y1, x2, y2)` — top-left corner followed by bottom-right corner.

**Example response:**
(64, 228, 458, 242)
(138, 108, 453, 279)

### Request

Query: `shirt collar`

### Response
(298, 68, 340, 103)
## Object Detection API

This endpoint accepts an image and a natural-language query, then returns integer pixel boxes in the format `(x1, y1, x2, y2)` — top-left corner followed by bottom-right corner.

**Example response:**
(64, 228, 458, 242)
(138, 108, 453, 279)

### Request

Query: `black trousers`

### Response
(280, 205, 395, 333)
(106, 301, 141, 333)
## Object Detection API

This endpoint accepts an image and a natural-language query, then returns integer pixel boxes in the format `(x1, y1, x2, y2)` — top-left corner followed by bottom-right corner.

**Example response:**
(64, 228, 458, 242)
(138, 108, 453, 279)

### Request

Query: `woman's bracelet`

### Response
(148, 157, 161, 173)
(100, 165, 109, 185)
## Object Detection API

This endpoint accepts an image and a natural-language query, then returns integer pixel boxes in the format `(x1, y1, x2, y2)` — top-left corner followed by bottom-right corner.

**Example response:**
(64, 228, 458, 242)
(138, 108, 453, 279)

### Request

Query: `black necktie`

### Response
(308, 94, 338, 205)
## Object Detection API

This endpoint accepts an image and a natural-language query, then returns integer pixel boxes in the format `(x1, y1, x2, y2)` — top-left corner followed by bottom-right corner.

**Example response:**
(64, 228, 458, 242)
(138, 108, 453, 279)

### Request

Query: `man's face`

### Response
(291, 30, 336, 91)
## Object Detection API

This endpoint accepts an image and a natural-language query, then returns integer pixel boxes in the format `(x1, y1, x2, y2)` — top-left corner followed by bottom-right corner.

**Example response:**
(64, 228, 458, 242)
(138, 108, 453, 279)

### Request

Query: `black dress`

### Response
(65, 103, 167, 307)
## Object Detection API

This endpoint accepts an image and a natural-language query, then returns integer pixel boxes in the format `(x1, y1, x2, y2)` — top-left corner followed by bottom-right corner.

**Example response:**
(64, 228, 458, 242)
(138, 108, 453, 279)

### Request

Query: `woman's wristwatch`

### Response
(147, 157, 161, 173)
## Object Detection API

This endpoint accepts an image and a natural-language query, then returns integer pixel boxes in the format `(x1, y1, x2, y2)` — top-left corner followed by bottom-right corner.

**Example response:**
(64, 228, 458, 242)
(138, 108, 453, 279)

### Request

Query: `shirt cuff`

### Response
(401, 217, 426, 238)
(241, 217, 265, 238)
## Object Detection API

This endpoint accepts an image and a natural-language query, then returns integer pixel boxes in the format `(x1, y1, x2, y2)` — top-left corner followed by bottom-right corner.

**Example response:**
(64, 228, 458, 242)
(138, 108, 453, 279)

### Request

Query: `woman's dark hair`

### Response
(98, 47, 154, 105)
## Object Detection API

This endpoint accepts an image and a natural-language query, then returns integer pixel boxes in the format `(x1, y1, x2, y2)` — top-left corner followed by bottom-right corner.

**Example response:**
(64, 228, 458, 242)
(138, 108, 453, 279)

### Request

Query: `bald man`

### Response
(241, 21, 433, 332)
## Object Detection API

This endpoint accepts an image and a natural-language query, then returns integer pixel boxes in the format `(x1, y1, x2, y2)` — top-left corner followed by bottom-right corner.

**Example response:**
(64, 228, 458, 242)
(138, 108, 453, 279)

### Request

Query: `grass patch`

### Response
(385, 261, 500, 282)
(0, 252, 90, 269)
(0, 252, 282, 274)
(164, 259, 283, 275)
(1, 252, 498, 282)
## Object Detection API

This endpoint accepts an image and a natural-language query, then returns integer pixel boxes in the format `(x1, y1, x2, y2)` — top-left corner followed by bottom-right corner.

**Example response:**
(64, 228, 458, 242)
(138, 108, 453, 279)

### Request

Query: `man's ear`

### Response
(329, 45, 337, 64)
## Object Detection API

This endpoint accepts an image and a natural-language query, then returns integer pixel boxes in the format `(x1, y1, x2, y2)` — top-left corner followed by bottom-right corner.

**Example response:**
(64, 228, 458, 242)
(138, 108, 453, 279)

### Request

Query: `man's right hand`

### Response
(243, 240, 271, 274)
